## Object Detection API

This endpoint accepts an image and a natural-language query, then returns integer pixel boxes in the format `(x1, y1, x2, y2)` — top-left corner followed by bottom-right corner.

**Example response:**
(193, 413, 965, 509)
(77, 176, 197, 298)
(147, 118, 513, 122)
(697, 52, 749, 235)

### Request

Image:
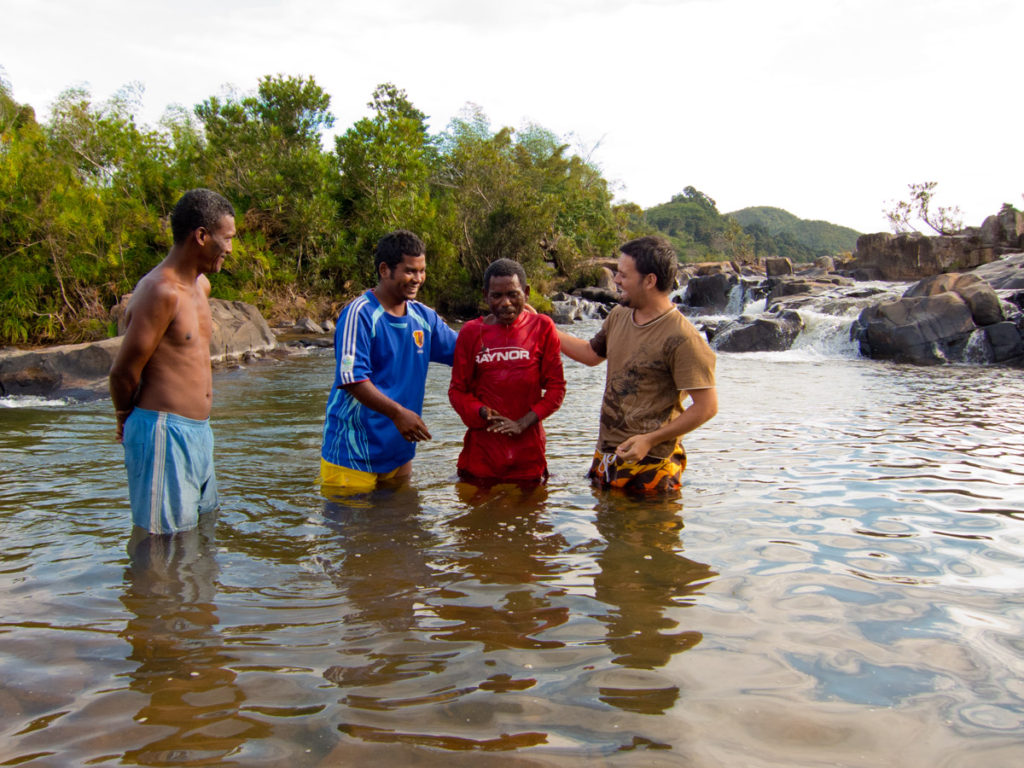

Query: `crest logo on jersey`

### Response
(413, 330, 425, 348)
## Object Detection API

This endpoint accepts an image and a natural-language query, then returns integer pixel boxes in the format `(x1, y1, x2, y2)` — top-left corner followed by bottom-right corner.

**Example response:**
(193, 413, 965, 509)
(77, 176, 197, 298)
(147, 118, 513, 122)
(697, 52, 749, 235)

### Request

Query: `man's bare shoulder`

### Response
(127, 268, 183, 322)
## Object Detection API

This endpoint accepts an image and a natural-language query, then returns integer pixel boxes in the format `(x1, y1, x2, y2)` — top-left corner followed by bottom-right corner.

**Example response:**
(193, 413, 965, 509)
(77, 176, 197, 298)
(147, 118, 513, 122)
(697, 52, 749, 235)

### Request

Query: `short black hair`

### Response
(170, 189, 235, 244)
(620, 236, 677, 292)
(375, 230, 426, 272)
(482, 258, 528, 293)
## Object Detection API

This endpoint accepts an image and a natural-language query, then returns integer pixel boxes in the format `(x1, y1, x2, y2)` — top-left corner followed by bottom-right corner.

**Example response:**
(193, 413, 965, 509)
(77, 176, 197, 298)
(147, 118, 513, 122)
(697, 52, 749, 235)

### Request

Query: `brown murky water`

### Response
(2, 326, 1023, 766)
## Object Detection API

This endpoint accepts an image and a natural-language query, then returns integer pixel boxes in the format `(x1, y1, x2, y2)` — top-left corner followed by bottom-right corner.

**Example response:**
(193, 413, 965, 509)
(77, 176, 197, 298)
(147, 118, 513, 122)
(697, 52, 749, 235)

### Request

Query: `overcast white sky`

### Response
(3, 0, 1021, 233)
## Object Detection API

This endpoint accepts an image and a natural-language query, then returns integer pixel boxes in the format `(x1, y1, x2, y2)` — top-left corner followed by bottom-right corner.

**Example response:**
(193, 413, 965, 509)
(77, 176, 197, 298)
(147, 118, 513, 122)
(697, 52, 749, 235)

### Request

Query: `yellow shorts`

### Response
(319, 458, 406, 495)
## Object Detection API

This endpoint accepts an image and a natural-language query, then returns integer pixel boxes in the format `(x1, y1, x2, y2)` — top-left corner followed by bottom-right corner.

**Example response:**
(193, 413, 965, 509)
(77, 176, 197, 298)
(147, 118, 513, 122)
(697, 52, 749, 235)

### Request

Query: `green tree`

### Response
(645, 187, 751, 262)
(435, 109, 622, 306)
(1, 82, 175, 342)
(195, 74, 337, 287)
(333, 83, 444, 292)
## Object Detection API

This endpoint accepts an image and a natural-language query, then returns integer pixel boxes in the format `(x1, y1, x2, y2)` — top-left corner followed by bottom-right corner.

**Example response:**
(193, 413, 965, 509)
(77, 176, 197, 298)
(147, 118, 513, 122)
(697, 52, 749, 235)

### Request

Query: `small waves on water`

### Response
(1, 321, 1023, 766)
(1, 394, 72, 408)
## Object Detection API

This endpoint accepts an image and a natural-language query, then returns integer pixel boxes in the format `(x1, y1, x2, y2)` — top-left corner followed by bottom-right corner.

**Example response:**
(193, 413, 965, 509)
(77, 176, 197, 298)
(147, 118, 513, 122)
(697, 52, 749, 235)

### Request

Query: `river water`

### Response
(1, 318, 1023, 767)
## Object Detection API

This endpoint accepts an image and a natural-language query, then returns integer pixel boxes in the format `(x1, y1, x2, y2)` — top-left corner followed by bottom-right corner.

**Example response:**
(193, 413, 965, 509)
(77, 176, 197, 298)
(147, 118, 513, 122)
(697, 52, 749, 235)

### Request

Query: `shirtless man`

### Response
(109, 189, 236, 534)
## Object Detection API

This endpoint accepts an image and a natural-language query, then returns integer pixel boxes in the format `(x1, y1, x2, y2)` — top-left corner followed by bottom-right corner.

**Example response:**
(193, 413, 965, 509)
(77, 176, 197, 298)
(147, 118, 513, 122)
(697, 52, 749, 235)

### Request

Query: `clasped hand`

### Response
(480, 406, 528, 436)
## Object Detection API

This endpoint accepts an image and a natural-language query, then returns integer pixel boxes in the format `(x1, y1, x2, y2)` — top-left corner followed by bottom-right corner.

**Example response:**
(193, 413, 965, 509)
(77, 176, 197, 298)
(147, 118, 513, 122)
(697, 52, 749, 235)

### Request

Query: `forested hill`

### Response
(726, 206, 861, 256)
(642, 188, 861, 265)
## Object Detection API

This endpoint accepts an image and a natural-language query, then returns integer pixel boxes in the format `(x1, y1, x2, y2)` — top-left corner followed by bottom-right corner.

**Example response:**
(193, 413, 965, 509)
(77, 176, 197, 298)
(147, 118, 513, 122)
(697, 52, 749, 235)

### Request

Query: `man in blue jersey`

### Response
(320, 230, 458, 494)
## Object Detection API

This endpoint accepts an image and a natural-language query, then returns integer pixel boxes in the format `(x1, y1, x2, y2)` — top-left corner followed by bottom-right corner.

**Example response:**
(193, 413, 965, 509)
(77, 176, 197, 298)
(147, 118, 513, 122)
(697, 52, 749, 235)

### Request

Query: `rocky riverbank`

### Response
(5, 211, 1024, 402)
(661, 219, 1024, 366)
(0, 299, 279, 400)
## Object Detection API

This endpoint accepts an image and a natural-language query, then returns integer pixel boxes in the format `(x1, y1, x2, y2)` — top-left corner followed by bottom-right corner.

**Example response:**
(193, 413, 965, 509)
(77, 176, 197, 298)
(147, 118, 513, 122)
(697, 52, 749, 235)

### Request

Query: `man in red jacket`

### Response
(449, 259, 566, 483)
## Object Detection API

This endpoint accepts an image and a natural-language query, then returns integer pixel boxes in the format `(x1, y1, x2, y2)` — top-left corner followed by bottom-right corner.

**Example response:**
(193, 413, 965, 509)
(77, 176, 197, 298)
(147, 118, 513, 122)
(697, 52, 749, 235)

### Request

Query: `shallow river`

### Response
(2, 320, 1023, 767)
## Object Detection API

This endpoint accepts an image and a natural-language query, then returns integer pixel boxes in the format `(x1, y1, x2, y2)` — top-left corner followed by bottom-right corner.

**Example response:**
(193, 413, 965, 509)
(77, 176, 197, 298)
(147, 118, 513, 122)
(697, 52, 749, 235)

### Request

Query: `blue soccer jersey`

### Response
(321, 291, 457, 473)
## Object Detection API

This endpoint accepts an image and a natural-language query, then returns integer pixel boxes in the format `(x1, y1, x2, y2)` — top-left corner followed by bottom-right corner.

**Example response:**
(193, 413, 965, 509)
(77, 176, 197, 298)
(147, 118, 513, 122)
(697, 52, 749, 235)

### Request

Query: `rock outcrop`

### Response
(0, 337, 125, 400)
(0, 299, 278, 400)
(209, 300, 278, 362)
(850, 268, 1024, 366)
(842, 232, 1001, 281)
(969, 252, 1024, 290)
(709, 310, 805, 353)
(841, 211, 1022, 283)
(682, 272, 737, 313)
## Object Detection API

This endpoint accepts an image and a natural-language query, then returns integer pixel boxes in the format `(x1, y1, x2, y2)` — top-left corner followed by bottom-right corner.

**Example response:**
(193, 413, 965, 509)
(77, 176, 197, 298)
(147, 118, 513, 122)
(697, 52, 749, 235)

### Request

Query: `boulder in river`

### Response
(709, 310, 804, 353)
(902, 273, 1003, 326)
(682, 272, 737, 313)
(851, 261, 1024, 366)
(0, 299, 278, 399)
(851, 292, 978, 365)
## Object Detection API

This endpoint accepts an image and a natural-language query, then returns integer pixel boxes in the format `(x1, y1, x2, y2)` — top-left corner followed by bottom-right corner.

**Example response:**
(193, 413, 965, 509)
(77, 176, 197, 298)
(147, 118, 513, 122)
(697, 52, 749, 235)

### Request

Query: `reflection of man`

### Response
(449, 258, 565, 483)
(557, 236, 718, 493)
(320, 230, 457, 494)
(121, 517, 264, 762)
(109, 189, 236, 533)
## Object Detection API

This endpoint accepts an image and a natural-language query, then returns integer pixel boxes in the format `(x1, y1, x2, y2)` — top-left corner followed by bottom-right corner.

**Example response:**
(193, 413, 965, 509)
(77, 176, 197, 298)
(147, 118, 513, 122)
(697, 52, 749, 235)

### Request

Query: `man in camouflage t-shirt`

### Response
(558, 236, 718, 493)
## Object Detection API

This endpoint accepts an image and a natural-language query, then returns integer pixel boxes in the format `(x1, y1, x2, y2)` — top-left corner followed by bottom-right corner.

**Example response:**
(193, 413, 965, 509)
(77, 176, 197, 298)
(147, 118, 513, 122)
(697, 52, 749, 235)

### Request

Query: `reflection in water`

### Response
(315, 478, 719, 753)
(320, 486, 452, 705)
(120, 515, 268, 764)
(4, 349, 1024, 765)
(591, 492, 717, 714)
(435, 482, 569, 650)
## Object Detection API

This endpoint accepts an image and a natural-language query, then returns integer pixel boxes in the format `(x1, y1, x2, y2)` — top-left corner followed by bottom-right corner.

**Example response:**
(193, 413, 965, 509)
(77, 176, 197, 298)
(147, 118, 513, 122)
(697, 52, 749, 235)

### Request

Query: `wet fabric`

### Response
(589, 305, 716, 459)
(319, 457, 405, 495)
(321, 290, 457, 474)
(586, 446, 687, 494)
(449, 312, 565, 481)
(122, 407, 218, 533)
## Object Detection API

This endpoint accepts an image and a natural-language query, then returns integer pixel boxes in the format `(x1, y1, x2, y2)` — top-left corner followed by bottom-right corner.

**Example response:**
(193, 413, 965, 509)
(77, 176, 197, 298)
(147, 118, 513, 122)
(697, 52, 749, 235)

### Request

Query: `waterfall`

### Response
(961, 329, 995, 365)
(724, 283, 745, 316)
(786, 308, 862, 358)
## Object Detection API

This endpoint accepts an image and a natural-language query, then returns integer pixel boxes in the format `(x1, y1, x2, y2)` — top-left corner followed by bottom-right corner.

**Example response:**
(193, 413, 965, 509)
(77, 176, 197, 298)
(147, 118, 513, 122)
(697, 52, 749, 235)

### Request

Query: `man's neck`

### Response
(631, 293, 674, 325)
(162, 247, 201, 285)
(372, 286, 407, 316)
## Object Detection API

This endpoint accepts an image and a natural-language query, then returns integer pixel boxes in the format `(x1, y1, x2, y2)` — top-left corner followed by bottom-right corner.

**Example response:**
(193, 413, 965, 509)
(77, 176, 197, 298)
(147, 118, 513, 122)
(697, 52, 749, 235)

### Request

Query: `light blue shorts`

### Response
(122, 407, 218, 534)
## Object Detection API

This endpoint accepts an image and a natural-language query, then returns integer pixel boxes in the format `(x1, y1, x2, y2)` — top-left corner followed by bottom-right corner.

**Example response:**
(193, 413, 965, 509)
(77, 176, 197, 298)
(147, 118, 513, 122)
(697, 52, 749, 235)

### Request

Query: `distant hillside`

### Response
(727, 206, 861, 256)
(641, 189, 863, 264)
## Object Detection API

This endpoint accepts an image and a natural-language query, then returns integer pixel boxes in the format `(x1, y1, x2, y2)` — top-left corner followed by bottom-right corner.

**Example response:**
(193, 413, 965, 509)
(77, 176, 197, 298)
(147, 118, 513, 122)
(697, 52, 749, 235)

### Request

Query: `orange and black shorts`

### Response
(587, 446, 686, 494)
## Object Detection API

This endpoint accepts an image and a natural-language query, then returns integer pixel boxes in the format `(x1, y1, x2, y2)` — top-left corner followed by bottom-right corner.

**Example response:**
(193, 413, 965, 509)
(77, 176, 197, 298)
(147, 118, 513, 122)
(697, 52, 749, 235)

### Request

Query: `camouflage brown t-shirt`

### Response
(589, 305, 716, 459)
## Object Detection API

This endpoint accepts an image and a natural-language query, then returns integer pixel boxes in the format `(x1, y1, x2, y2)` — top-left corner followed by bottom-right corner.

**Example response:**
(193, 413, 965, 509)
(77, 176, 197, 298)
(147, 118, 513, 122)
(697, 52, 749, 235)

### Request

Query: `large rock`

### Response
(902, 273, 1004, 326)
(980, 209, 1024, 248)
(967, 252, 1024, 290)
(576, 285, 620, 304)
(851, 293, 977, 365)
(710, 310, 804, 353)
(0, 337, 124, 399)
(209, 299, 278, 362)
(765, 257, 793, 277)
(984, 322, 1024, 363)
(765, 275, 854, 309)
(682, 272, 737, 312)
(0, 299, 277, 399)
(594, 266, 617, 292)
(845, 232, 1001, 281)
